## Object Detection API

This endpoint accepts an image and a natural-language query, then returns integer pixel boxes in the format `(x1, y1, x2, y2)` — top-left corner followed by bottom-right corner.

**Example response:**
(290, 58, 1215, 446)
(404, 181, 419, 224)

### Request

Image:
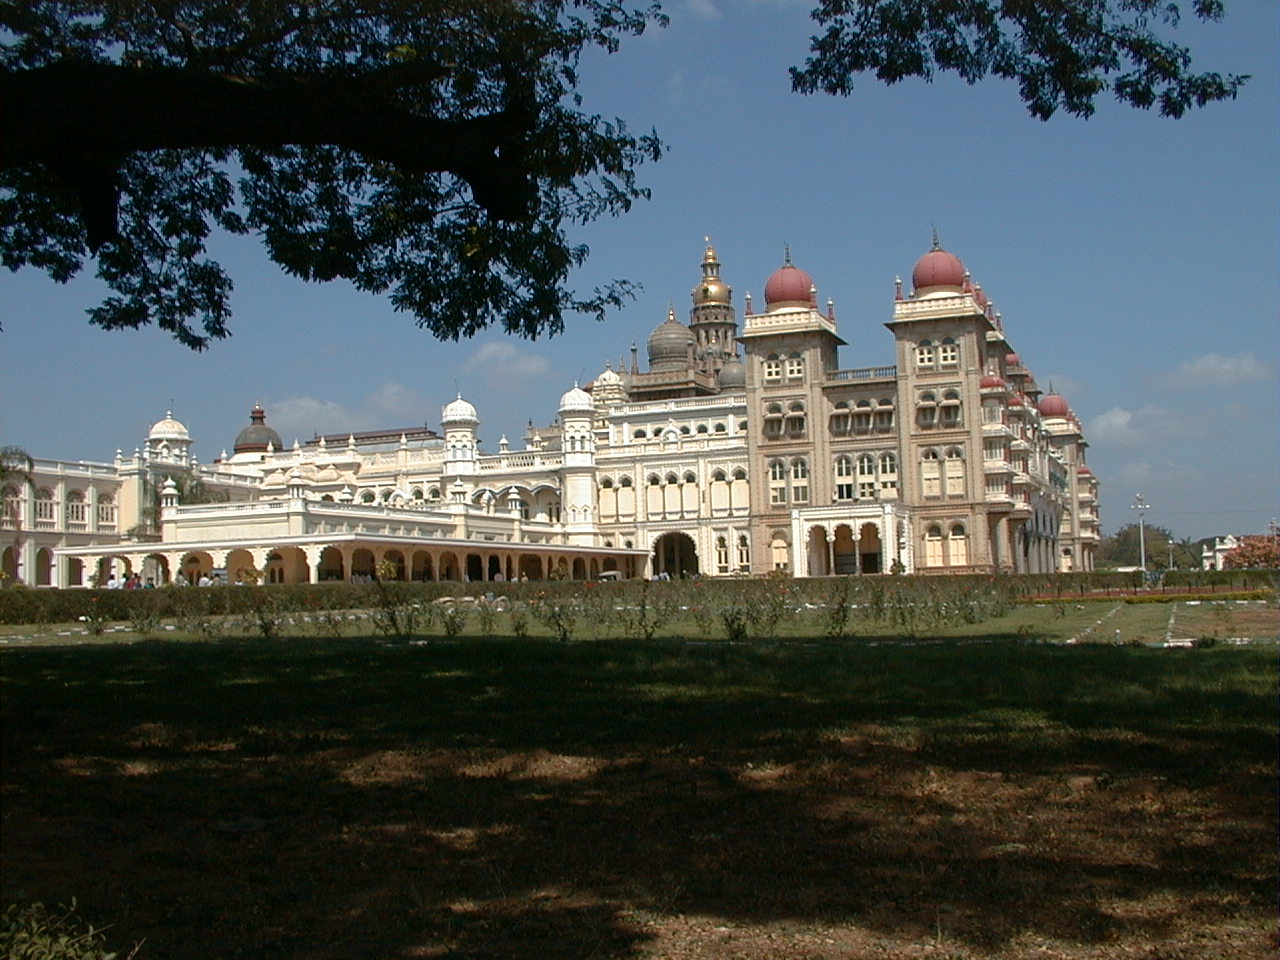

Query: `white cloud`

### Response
(683, 0, 722, 20)
(267, 383, 431, 442)
(1116, 462, 1152, 485)
(1151, 352, 1272, 389)
(461, 342, 554, 392)
(1086, 406, 1143, 445)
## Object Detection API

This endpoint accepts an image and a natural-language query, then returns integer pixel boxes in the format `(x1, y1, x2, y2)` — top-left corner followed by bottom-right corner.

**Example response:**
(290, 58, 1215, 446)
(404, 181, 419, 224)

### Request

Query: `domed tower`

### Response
(558, 384, 597, 544)
(688, 238, 739, 377)
(647, 307, 696, 372)
(145, 411, 192, 464)
(592, 362, 627, 405)
(441, 394, 480, 476)
(233, 404, 284, 457)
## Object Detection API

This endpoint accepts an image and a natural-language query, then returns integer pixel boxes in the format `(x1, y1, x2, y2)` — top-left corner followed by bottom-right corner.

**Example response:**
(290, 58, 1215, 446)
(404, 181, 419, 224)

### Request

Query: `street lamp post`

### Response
(1130, 493, 1152, 575)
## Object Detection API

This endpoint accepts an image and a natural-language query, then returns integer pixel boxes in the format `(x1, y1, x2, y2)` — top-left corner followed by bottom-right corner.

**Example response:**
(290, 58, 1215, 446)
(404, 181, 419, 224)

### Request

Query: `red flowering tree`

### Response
(1222, 536, 1280, 570)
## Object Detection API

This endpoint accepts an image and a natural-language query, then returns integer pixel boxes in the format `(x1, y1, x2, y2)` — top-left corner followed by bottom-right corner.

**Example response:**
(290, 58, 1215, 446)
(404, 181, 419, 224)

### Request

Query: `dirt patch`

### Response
(2, 640, 1275, 959)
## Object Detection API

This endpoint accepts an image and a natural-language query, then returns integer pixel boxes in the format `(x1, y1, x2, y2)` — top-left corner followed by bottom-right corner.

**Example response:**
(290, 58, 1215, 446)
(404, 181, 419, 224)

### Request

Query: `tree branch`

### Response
(1, 61, 535, 249)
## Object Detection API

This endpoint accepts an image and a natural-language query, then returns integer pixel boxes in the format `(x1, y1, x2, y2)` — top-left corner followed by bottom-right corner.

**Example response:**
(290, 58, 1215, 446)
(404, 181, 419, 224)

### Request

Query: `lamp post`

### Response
(1130, 494, 1152, 574)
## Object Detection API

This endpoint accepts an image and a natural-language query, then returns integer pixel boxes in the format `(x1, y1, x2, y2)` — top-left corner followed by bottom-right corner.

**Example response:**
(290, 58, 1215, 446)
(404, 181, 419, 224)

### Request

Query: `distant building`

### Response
(2, 238, 1099, 587)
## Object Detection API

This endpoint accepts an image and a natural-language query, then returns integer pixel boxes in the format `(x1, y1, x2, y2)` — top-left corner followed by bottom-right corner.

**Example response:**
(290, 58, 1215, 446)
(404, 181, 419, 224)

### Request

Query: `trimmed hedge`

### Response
(0, 571, 1272, 629)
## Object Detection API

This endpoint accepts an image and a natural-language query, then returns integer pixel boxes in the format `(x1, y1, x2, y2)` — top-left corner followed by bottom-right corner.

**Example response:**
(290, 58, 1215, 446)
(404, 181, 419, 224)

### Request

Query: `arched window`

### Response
(714, 422, 726, 434)
(716, 536, 730, 573)
(785, 352, 805, 380)
(34, 487, 55, 523)
(600, 477, 614, 489)
(712, 469, 727, 483)
(770, 535, 790, 572)
(732, 467, 747, 481)
(361, 490, 376, 503)
(916, 340, 936, 368)
(830, 401, 851, 436)
(683, 471, 697, 484)
(768, 459, 787, 505)
(428, 486, 442, 502)
(737, 535, 751, 572)
(924, 524, 944, 566)
(66, 489, 87, 526)
(96, 492, 116, 528)
(411, 487, 424, 500)
(917, 391, 937, 428)
(680, 425, 691, 435)
(634, 429, 647, 439)
(648, 474, 661, 486)
(763, 402, 784, 439)
(696, 423, 708, 434)
(939, 337, 959, 367)
(853, 399, 873, 434)
(874, 399, 895, 432)
(834, 456, 855, 501)
(790, 457, 809, 502)
(856, 454, 876, 499)
(945, 446, 966, 496)
(940, 389, 962, 427)
(665, 472, 679, 485)
(949, 523, 969, 565)
(879, 453, 899, 497)
(921, 449, 941, 497)
(620, 475, 633, 488)
(785, 400, 806, 437)
(763, 354, 782, 382)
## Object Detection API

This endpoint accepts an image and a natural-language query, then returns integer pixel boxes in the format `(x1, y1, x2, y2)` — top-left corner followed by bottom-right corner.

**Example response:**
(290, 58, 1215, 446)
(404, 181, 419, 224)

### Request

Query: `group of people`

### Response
(103, 573, 155, 589)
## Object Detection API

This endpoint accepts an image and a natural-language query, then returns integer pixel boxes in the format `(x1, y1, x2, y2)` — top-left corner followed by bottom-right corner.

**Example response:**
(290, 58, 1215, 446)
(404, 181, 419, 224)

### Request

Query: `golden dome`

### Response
(691, 237, 732, 306)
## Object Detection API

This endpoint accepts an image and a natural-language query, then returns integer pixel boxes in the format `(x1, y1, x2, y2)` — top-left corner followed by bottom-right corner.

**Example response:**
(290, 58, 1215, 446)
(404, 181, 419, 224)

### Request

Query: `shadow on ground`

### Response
(2, 638, 1275, 958)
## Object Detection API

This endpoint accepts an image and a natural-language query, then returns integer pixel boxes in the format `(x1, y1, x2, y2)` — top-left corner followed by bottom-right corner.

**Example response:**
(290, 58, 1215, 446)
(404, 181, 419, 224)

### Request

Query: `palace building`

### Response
(3, 239, 1100, 588)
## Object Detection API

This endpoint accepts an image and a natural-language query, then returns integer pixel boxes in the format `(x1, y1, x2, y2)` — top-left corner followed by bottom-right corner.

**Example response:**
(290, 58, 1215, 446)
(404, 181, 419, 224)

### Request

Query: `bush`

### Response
(0, 899, 137, 960)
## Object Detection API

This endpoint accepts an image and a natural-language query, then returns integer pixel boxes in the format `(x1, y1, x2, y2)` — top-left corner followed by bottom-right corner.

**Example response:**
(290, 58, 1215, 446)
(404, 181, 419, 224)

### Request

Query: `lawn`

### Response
(2, 631, 1276, 959)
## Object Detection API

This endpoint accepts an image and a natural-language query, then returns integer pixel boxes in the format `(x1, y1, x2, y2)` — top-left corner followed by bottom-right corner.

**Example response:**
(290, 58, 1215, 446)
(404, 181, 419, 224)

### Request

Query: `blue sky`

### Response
(2, 1, 1276, 543)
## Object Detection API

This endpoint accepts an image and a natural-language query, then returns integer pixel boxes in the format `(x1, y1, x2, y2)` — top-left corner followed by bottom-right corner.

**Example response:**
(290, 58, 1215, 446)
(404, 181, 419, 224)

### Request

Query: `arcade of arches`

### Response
(62, 538, 644, 587)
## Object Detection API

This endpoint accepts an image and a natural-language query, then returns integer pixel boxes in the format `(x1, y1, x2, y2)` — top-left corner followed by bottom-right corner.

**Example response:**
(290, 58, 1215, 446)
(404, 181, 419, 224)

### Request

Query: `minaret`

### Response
(441, 394, 480, 478)
(557, 383, 597, 545)
(688, 237, 738, 376)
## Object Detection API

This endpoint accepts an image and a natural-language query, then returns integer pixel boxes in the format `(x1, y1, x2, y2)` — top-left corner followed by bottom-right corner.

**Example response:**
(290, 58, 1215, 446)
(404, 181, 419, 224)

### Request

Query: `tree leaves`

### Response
(0, 1, 666, 347)
(790, 0, 1247, 120)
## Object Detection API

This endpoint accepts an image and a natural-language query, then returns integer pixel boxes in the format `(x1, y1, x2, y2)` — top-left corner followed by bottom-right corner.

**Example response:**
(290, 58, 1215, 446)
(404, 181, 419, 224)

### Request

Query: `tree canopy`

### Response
(1, 0, 665, 348)
(1222, 535, 1279, 570)
(1, 1, 1246, 348)
(792, 1, 1247, 120)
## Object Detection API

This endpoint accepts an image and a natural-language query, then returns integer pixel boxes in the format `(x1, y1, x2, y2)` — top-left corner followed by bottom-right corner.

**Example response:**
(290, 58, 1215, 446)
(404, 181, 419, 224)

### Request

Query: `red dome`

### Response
(1039, 394, 1069, 417)
(980, 374, 1006, 389)
(1005, 352, 1022, 367)
(1007, 395, 1024, 407)
(1077, 465, 1093, 475)
(912, 247, 965, 290)
(764, 261, 816, 306)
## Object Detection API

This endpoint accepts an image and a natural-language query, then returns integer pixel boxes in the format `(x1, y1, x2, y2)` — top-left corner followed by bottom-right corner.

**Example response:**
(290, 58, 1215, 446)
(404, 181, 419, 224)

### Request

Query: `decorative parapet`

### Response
(892, 294, 986, 324)
(741, 307, 838, 338)
(827, 365, 897, 383)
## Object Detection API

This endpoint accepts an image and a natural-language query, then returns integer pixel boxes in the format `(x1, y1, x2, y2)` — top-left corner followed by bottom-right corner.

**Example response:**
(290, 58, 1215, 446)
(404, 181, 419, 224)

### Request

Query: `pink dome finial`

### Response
(912, 232, 965, 292)
(763, 249, 817, 308)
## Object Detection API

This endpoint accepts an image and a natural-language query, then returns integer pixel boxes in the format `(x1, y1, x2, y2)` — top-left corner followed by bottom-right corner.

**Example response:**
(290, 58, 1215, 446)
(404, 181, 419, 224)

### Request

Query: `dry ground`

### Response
(2, 636, 1275, 959)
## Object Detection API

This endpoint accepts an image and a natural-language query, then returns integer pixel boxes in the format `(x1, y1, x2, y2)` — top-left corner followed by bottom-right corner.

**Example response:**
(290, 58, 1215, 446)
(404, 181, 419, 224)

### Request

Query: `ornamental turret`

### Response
(441, 394, 479, 476)
(558, 383, 597, 544)
(689, 238, 739, 379)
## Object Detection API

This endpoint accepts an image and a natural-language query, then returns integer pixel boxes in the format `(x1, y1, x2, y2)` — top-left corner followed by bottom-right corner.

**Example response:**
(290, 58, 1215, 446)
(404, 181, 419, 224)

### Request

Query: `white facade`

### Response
(3, 239, 1099, 587)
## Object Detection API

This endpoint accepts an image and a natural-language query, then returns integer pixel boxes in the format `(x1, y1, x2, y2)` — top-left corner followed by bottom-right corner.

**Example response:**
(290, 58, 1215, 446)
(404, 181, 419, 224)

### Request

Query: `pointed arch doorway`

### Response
(652, 531, 699, 578)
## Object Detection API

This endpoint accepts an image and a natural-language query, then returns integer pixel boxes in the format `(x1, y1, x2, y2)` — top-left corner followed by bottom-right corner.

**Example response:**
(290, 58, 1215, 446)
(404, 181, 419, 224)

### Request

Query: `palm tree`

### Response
(1, 445, 34, 585)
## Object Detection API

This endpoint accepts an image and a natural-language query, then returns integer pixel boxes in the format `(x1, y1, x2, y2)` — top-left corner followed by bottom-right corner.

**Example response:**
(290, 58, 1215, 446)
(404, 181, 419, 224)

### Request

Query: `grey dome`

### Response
(717, 358, 746, 389)
(234, 404, 283, 453)
(647, 309, 695, 370)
